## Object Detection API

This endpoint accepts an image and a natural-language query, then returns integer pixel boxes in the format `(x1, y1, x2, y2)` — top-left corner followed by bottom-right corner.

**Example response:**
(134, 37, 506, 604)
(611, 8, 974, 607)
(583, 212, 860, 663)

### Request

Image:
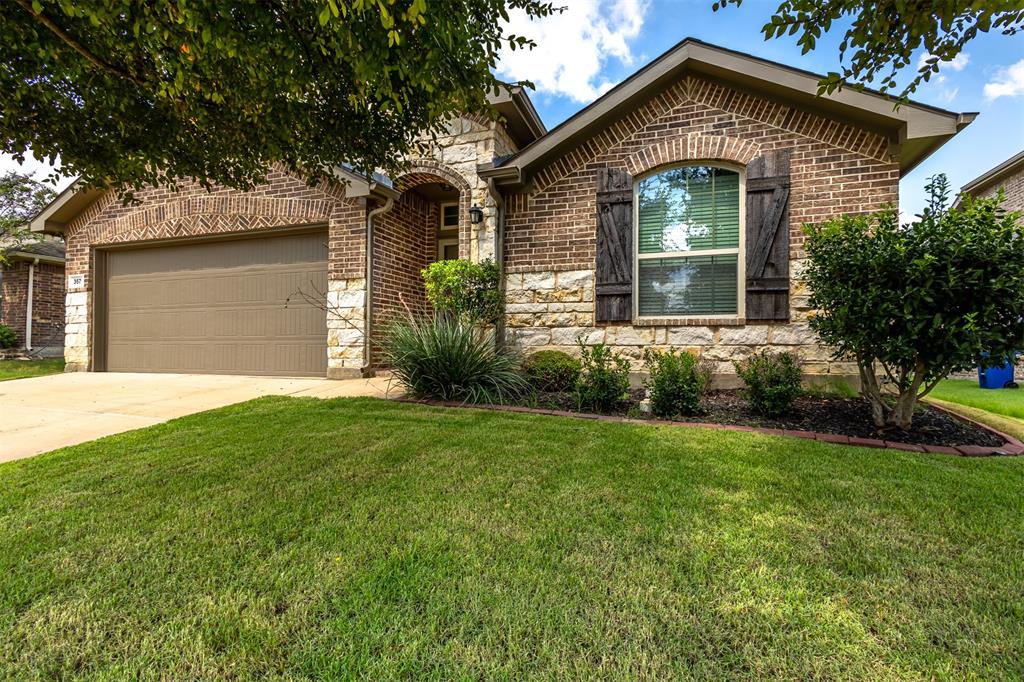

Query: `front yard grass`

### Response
(1, 397, 1022, 679)
(930, 378, 1024, 420)
(0, 358, 64, 382)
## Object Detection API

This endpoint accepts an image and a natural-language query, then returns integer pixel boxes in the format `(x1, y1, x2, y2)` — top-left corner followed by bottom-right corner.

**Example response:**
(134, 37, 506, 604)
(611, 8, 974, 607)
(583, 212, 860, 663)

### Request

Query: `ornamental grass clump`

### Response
(642, 348, 712, 418)
(734, 350, 802, 417)
(804, 174, 1024, 430)
(523, 350, 581, 393)
(575, 342, 631, 413)
(383, 314, 527, 404)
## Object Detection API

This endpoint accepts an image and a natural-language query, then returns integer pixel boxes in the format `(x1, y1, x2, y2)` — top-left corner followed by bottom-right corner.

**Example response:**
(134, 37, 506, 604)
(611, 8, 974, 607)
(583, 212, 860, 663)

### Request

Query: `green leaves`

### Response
(715, 0, 1023, 98)
(1, 0, 557, 194)
(803, 174, 1024, 428)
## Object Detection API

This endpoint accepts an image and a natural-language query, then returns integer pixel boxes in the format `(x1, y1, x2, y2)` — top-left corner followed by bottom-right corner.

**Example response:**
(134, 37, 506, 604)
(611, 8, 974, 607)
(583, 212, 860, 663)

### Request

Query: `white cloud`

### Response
(495, 0, 649, 103)
(985, 59, 1024, 100)
(916, 51, 969, 73)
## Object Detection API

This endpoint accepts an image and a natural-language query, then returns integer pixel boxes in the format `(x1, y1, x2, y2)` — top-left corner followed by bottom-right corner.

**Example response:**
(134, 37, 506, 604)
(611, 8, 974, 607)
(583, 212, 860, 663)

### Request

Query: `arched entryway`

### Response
(370, 167, 471, 357)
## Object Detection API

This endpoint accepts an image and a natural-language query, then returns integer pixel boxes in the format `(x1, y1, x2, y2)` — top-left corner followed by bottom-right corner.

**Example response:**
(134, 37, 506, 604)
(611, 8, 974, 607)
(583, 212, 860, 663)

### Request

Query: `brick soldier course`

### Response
(27, 38, 974, 380)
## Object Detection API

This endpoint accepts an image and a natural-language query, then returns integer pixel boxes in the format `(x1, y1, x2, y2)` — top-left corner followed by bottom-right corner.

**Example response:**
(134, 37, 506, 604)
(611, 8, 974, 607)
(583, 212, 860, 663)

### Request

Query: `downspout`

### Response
(25, 258, 38, 351)
(362, 195, 394, 376)
(487, 178, 506, 349)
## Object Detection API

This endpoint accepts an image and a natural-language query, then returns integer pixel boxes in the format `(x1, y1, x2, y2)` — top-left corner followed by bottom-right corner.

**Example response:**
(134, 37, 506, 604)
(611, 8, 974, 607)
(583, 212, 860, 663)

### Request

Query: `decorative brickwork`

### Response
(505, 76, 898, 274)
(501, 76, 897, 380)
(63, 166, 366, 372)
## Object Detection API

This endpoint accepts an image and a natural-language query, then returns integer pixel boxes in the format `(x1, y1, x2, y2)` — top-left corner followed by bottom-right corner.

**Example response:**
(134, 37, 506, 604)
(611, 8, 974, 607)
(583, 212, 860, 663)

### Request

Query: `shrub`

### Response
(734, 350, 802, 417)
(0, 324, 16, 349)
(575, 342, 631, 413)
(642, 348, 711, 418)
(804, 174, 1024, 429)
(421, 259, 502, 323)
(523, 350, 580, 392)
(383, 314, 526, 403)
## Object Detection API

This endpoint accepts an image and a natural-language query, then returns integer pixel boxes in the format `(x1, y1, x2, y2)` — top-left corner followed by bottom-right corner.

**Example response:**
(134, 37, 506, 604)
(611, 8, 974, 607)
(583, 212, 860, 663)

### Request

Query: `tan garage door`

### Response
(103, 230, 329, 376)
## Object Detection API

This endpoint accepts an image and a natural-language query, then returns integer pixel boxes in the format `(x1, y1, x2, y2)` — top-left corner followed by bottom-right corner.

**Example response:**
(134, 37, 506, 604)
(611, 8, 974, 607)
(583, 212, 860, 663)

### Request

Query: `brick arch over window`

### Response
(623, 134, 762, 178)
(394, 160, 473, 259)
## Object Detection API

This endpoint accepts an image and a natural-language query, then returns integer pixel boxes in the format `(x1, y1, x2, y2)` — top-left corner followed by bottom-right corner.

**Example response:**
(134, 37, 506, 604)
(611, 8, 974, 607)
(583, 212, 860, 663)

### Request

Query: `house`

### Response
(956, 149, 1024, 211)
(0, 239, 65, 357)
(27, 38, 973, 380)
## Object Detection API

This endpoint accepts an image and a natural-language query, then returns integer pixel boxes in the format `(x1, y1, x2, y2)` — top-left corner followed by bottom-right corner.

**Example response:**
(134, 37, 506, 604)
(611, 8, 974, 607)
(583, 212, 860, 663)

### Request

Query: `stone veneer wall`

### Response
(504, 266, 844, 379)
(501, 75, 899, 380)
(411, 114, 520, 263)
(61, 165, 367, 376)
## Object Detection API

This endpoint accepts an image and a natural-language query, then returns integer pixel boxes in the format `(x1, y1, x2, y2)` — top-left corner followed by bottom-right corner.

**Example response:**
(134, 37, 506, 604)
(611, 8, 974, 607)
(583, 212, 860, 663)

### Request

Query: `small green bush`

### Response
(421, 259, 502, 323)
(642, 348, 711, 418)
(734, 350, 802, 417)
(575, 342, 631, 413)
(384, 314, 526, 403)
(0, 324, 17, 349)
(523, 350, 580, 392)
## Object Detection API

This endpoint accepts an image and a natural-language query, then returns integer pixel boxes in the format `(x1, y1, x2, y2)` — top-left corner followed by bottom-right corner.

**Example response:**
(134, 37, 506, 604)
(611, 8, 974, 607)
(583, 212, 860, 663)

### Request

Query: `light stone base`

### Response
(504, 265, 855, 378)
(327, 277, 367, 376)
(64, 290, 90, 371)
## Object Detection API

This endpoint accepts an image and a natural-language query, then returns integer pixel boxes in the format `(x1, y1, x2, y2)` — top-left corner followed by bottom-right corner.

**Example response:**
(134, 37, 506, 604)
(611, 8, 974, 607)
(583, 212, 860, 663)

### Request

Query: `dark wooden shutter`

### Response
(745, 149, 792, 321)
(595, 167, 633, 322)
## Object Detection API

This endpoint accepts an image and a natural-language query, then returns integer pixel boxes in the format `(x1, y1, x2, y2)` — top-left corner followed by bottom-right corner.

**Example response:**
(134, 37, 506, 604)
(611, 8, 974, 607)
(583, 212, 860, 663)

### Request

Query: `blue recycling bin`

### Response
(978, 356, 1015, 389)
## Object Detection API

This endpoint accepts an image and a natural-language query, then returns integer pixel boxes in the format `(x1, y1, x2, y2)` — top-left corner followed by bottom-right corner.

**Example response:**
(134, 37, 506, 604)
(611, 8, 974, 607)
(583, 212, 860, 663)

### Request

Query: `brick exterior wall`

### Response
(502, 75, 900, 379)
(373, 191, 436, 333)
(972, 164, 1024, 213)
(62, 165, 367, 375)
(0, 260, 65, 352)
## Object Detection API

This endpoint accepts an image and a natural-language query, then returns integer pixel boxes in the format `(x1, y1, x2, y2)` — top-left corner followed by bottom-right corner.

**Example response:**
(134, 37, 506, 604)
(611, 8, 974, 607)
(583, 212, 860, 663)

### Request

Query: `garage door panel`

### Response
(104, 231, 329, 376)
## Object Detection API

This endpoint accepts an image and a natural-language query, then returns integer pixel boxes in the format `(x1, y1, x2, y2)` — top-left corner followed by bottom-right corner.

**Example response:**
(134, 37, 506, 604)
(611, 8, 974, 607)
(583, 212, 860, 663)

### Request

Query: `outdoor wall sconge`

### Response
(468, 205, 484, 224)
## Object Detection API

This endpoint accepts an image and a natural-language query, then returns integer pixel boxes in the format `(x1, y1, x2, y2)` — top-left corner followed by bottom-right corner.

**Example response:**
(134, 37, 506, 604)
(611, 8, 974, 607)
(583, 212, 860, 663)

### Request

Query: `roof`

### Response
(480, 37, 975, 187)
(486, 85, 547, 148)
(3, 239, 65, 264)
(960, 149, 1024, 196)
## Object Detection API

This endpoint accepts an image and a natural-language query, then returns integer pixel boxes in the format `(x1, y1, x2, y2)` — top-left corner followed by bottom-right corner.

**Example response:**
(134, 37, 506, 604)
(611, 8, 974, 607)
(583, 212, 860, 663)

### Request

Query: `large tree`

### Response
(714, 1, 1024, 98)
(1, 0, 554, 194)
(0, 170, 56, 251)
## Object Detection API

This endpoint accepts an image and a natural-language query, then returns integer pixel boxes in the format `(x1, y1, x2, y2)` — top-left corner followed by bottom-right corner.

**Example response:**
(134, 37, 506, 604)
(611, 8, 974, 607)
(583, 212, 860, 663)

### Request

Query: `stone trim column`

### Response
(326, 277, 366, 379)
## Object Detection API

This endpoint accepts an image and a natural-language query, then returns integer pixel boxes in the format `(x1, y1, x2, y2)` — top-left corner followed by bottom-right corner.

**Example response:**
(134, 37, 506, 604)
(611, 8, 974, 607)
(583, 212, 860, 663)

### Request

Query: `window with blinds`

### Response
(636, 166, 741, 316)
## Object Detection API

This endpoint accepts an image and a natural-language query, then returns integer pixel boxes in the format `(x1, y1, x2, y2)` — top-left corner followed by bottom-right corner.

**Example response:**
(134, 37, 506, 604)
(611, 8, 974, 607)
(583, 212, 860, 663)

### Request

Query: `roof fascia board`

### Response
(4, 251, 65, 265)
(483, 38, 969, 183)
(961, 150, 1024, 194)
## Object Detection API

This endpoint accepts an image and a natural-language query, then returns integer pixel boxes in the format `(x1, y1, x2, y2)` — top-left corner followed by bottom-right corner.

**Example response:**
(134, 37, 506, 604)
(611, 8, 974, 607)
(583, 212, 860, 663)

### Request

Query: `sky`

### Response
(492, 0, 1024, 217)
(3, 0, 1022, 217)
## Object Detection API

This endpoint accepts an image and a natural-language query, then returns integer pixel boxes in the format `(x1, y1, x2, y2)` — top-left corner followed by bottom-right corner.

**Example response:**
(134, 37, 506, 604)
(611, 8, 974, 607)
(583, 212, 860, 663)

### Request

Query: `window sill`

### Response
(633, 317, 745, 327)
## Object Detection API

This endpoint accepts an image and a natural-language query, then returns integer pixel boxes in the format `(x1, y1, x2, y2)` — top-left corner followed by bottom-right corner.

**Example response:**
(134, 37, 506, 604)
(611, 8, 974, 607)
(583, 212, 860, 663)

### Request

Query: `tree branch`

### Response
(14, 0, 146, 87)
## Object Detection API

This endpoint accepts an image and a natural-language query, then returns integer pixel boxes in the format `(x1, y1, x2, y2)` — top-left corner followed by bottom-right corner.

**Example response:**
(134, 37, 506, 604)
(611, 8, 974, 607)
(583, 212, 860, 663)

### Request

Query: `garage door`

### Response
(102, 230, 329, 376)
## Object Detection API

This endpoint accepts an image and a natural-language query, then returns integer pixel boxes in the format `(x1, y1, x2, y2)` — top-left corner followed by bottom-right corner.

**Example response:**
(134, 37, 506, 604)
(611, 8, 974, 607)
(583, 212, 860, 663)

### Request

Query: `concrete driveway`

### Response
(1, 372, 394, 464)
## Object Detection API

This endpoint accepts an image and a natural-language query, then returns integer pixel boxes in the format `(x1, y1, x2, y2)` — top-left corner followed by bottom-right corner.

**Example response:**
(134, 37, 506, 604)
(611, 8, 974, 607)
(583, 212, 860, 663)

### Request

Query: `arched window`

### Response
(635, 165, 743, 317)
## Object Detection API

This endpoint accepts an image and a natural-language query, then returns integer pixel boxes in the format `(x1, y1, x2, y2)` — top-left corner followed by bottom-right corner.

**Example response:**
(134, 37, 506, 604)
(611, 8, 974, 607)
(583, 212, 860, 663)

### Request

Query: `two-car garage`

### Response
(94, 229, 329, 377)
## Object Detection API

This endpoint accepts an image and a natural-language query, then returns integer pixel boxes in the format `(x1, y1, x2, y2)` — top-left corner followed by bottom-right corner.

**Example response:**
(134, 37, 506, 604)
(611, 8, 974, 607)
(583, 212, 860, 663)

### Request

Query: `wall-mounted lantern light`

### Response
(468, 205, 484, 224)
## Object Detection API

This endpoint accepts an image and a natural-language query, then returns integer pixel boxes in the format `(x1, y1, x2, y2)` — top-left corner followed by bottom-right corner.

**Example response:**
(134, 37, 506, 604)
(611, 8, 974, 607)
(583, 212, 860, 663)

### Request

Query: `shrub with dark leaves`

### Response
(523, 350, 580, 393)
(575, 342, 631, 413)
(734, 350, 802, 417)
(642, 347, 711, 418)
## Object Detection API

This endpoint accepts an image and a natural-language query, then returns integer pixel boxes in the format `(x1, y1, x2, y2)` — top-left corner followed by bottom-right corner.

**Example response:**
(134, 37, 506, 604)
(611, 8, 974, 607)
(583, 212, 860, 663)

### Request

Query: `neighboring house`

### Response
(956, 149, 1024, 212)
(27, 38, 973, 380)
(0, 239, 66, 356)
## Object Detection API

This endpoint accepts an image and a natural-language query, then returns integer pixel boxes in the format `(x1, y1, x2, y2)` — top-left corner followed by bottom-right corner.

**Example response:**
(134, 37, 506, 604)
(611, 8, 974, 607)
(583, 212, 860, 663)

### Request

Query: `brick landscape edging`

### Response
(393, 397, 1024, 457)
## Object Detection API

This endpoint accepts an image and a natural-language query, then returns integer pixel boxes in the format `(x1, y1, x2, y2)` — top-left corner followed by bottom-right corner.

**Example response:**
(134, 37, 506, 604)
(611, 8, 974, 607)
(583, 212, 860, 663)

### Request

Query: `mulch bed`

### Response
(510, 388, 1018, 454)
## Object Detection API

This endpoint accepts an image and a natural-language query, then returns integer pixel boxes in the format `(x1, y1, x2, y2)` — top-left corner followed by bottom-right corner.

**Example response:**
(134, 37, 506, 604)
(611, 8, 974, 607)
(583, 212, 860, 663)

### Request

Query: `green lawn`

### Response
(2, 397, 1022, 679)
(0, 358, 64, 382)
(931, 378, 1024, 420)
